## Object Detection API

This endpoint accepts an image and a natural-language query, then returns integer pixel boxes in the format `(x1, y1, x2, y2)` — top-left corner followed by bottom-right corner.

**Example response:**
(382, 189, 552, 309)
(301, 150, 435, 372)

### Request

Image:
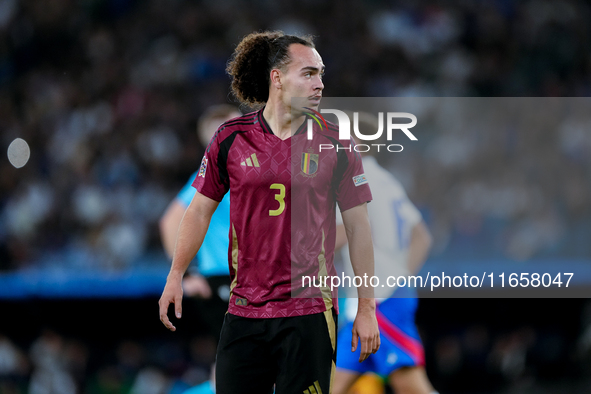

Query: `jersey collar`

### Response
(257, 107, 309, 136)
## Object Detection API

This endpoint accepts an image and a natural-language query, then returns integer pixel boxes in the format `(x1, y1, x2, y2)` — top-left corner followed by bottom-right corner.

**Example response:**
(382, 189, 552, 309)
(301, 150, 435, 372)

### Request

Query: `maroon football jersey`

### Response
(193, 109, 371, 318)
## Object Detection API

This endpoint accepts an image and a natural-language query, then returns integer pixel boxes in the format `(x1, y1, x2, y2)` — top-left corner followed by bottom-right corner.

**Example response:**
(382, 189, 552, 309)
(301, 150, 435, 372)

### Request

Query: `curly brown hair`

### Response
(226, 31, 315, 107)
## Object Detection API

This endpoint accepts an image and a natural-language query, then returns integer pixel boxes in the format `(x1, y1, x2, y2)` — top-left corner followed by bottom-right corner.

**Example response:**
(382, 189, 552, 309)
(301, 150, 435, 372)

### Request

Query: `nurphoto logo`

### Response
(304, 107, 417, 153)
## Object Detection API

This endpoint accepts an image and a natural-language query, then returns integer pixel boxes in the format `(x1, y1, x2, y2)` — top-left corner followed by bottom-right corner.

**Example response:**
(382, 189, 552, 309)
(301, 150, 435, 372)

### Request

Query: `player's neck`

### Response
(262, 101, 304, 140)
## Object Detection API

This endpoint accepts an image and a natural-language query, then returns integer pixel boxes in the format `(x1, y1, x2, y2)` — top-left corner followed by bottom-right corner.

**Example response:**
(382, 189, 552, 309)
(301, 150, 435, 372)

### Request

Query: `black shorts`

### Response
(216, 308, 338, 394)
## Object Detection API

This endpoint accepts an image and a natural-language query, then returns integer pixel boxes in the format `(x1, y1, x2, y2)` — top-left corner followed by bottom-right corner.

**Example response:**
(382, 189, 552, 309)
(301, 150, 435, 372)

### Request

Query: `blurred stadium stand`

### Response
(0, 0, 590, 393)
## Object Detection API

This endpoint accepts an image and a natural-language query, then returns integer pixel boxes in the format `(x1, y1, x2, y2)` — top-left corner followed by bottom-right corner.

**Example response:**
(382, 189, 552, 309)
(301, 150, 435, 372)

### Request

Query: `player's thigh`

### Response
(332, 369, 361, 394)
(215, 313, 275, 394)
(275, 309, 337, 394)
(388, 366, 433, 394)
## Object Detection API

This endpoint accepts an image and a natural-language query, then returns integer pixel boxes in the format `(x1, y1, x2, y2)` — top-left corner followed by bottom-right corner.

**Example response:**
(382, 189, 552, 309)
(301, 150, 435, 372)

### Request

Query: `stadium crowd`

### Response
(0, 329, 216, 394)
(1, 0, 590, 271)
(1, 297, 591, 394)
(0, 0, 591, 393)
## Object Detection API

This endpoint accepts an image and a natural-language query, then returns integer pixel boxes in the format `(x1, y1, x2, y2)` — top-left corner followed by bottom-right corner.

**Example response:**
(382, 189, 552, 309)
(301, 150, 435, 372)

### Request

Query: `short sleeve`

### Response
(335, 139, 372, 212)
(192, 127, 229, 202)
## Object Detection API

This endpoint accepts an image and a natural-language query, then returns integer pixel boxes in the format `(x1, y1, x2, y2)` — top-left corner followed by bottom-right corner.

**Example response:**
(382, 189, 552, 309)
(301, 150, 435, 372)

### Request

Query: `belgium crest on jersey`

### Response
(301, 151, 319, 175)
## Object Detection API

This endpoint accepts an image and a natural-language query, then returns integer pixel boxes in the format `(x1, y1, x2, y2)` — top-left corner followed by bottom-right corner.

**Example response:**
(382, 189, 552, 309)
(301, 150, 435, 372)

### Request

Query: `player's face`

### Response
(280, 44, 325, 111)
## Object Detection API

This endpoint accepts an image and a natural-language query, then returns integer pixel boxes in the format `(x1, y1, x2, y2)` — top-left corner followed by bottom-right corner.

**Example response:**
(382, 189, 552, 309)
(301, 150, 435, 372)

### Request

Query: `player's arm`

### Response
(341, 202, 380, 362)
(159, 197, 212, 298)
(407, 220, 432, 275)
(159, 191, 219, 331)
(159, 199, 187, 259)
(335, 223, 348, 250)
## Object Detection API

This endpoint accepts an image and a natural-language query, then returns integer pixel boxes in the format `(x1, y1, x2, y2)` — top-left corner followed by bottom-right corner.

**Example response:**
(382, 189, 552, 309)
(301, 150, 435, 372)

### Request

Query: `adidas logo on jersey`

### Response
(240, 153, 260, 167)
(303, 380, 323, 394)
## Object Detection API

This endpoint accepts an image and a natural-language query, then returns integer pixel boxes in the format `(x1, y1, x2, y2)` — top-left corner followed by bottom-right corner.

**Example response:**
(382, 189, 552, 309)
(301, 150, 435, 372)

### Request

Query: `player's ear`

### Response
(270, 68, 282, 89)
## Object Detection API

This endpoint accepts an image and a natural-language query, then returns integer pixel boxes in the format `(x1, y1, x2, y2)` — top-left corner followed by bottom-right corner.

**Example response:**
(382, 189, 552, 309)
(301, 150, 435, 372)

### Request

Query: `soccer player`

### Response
(333, 113, 438, 394)
(159, 105, 240, 394)
(158, 31, 380, 394)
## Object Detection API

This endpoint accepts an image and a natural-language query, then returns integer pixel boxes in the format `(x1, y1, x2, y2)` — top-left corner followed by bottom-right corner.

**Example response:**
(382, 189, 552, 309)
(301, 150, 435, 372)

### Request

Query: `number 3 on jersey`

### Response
(269, 183, 286, 216)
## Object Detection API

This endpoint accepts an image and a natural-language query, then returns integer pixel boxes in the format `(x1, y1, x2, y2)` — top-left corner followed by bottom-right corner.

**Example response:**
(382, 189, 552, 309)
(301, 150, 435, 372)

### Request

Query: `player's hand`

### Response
(182, 274, 212, 298)
(159, 274, 183, 331)
(351, 301, 380, 362)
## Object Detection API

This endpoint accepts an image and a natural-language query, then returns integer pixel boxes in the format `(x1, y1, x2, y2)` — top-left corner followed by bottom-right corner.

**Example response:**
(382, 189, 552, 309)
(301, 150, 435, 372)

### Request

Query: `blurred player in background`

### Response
(159, 104, 240, 394)
(160, 104, 240, 335)
(159, 31, 379, 394)
(333, 112, 438, 394)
